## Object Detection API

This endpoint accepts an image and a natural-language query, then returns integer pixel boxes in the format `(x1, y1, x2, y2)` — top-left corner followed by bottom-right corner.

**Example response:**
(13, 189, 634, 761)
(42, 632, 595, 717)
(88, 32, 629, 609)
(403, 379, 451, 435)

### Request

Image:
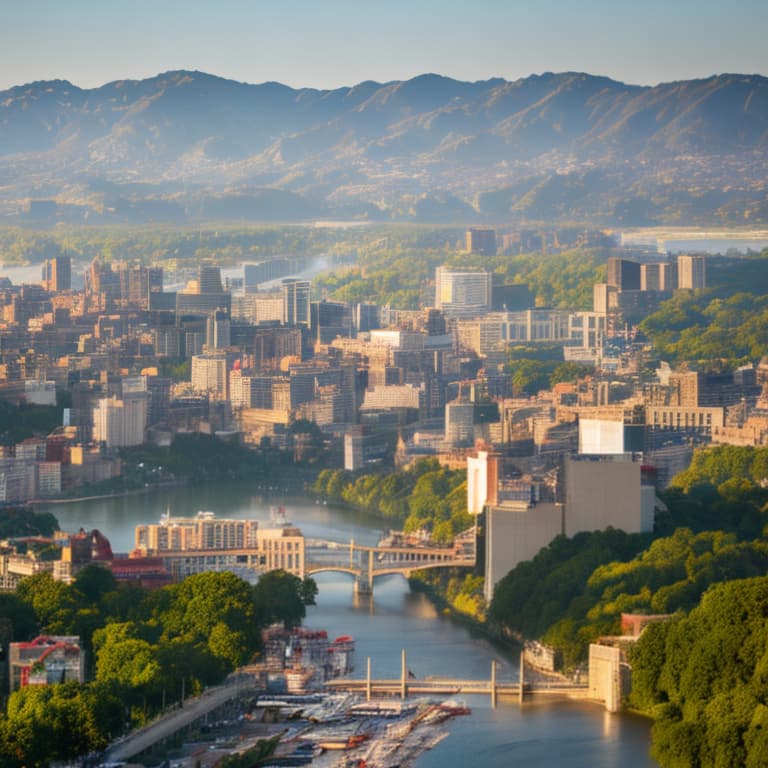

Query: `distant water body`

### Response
(661, 238, 768, 254)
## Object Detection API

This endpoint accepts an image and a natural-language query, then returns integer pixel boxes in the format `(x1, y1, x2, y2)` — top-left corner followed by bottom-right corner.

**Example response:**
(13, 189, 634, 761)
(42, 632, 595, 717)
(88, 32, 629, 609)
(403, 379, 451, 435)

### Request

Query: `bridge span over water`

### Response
(325, 650, 593, 709)
(304, 527, 476, 592)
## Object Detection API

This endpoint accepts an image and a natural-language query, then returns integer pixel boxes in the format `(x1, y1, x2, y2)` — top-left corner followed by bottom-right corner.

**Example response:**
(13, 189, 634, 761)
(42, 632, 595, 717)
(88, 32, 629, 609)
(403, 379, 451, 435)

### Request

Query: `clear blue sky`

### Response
(2, 0, 767, 91)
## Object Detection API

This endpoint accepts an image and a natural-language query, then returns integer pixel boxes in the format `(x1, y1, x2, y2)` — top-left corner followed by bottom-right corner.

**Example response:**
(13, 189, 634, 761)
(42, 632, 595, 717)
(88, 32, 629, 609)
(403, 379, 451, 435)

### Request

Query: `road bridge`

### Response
(325, 650, 594, 709)
(305, 527, 476, 593)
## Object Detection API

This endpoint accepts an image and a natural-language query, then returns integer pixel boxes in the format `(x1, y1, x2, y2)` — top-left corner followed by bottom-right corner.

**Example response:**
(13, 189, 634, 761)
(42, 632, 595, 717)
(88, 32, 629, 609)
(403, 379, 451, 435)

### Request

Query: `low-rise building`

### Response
(8, 636, 85, 691)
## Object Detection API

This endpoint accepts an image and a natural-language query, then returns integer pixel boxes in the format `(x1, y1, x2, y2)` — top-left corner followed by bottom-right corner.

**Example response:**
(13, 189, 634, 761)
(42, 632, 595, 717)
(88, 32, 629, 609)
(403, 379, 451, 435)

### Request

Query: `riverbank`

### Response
(44, 486, 656, 765)
(407, 576, 520, 659)
(30, 482, 181, 506)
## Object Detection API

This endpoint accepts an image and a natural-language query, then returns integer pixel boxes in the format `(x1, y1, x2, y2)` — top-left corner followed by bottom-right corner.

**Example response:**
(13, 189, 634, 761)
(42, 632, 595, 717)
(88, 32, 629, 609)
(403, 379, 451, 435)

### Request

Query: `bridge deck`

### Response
(324, 677, 592, 699)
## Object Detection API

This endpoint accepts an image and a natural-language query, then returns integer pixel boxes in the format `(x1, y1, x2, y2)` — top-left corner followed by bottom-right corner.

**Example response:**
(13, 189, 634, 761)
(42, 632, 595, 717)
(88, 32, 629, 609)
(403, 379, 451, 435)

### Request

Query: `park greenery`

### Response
(0, 565, 317, 768)
(0, 507, 58, 540)
(0, 224, 373, 268)
(314, 242, 610, 311)
(504, 345, 594, 395)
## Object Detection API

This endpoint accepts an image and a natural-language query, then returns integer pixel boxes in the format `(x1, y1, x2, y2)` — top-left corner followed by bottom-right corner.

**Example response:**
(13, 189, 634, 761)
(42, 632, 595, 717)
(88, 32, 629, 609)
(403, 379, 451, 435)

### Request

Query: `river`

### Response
(42, 484, 657, 767)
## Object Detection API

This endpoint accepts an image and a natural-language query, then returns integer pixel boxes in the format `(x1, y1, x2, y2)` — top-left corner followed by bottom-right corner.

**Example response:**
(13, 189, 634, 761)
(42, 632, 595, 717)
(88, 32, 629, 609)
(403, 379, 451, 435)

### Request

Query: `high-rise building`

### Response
(677, 254, 706, 290)
(434, 266, 492, 319)
(311, 300, 352, 343)
(592, 283, 617, 315)
(640, 262, 676, 292)
(114, 263, 163, 308)
(607, 257, 641, 291)
(92, 396, 148, 448)
(206, 310, 231, 350)
(466, 227, 497, 255)
(354, 303, 380, 333)
(282, 279, 311, 327)
(198, 265, 223, 294)
(191, 353, 229, 399)
(41, 255, 71, 292)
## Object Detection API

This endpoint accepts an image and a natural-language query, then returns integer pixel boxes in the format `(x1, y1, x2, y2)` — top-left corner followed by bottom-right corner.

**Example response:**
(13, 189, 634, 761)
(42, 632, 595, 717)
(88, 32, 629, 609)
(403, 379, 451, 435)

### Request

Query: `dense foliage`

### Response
(669, 444, 768, 494)
(315, 241, 610, 310)
(0, 567, 316, 767)
(313, 459, 472, 543)
(0, 224, 374, 268)
(504, 345, 594, 395)
(0, 400, 63, 445)
(639, 252, 768, 364)
(0, 507, 59, 539)
(488, 446, 768, 668)
(629, 577, 768, 767)
(488, 529, 651, 666)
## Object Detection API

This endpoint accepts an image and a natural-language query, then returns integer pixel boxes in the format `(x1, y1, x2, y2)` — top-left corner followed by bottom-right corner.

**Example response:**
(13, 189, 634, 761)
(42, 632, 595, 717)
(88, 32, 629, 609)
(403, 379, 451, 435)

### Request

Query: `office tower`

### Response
(41, 255, 71, 292)
(198, 265, 223, 294)
(607, 257, 641, 291)
(114, 263, 163, 308)
(92, 396, 148, 448)
(282, 279, 311, 327)
(206, 310, 231, 350)
(311, 300, 352, 343)
(434, 266, 492, 319)
(424, 308, 447, 336)
(354, 302, 380, 333)
(466, 227, 497, 255)
(640, 262, 676, 292)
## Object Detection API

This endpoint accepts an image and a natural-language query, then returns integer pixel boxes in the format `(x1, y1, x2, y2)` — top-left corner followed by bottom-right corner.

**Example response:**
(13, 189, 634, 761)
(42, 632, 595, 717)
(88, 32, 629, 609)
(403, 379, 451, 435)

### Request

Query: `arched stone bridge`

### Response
(305, 527, 476, 593)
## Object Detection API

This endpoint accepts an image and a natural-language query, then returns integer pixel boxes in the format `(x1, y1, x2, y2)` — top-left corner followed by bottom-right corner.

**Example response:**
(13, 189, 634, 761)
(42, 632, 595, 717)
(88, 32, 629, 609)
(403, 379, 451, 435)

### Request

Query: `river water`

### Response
(42, 484, 656, 767)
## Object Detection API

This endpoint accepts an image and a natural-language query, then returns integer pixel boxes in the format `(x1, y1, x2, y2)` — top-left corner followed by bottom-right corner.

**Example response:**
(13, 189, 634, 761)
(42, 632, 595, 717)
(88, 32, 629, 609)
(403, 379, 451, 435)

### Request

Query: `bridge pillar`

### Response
(366, 657, 372, 702)
(401, 648, 408, 700)
(354, 577, 372, 596)
(368, 550, 374, 590)
(491, 659, 497, 709)
(519, 650, 525, 704)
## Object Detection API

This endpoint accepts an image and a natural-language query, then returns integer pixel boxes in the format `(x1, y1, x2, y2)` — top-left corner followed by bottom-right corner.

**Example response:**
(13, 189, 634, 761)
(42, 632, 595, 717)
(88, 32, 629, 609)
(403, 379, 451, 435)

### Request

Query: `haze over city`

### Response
(2, 0, 767, 91)
(2, 1, 768, 767)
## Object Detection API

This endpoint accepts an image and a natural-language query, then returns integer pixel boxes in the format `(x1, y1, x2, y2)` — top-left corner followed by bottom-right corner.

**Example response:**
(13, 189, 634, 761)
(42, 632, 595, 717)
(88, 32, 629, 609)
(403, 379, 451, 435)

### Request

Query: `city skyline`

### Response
(2, 0, 767, 92)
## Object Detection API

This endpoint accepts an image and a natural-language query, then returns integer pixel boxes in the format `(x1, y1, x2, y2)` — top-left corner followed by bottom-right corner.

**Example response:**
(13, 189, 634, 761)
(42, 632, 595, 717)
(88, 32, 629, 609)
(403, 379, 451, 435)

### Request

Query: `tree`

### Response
(253, 570, 317, 629)
(0, 681, 120, 768)
(0, 593, 38, 641)
(72, 563, 117, 605)
(93, 623, 162, 690)
(15, 573, 77, 634)
(160, 571, 261, 666)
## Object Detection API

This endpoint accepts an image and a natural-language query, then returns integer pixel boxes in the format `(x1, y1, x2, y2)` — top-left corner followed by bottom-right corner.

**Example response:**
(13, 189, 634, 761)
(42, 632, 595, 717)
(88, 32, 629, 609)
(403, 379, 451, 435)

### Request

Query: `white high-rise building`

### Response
(434, 267, 492, 319)
(191, 354, 229, 400)
(92, 396, 147, 448)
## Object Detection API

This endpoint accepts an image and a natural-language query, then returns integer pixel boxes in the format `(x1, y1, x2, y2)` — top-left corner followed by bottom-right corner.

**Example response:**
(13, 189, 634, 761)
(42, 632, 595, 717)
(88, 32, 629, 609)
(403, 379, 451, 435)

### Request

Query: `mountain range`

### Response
(1, 70, 767, 225)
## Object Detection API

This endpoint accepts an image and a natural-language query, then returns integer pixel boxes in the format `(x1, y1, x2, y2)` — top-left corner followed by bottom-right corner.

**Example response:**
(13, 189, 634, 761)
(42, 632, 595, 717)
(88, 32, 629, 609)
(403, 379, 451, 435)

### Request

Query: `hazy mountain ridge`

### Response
(1, 70, 767, 224)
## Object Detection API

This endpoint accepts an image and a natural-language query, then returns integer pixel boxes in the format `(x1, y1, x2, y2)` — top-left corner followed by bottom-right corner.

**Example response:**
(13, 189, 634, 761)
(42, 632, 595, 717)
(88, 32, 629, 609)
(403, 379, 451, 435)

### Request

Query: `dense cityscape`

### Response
(0, 219, 765, 765)
(2, 0, 768, 764)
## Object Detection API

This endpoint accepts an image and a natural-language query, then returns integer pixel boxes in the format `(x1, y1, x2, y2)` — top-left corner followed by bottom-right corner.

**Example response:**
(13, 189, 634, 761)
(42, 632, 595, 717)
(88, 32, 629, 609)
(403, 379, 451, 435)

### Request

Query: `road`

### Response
(104, 674, 254, 763)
